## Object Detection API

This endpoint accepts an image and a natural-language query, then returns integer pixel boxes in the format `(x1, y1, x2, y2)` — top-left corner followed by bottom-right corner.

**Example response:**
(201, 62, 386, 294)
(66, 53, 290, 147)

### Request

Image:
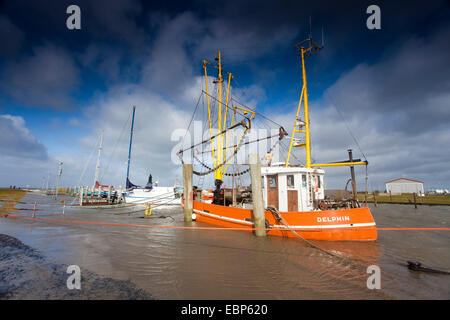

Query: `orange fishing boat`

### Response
(178, 37, 377, 241)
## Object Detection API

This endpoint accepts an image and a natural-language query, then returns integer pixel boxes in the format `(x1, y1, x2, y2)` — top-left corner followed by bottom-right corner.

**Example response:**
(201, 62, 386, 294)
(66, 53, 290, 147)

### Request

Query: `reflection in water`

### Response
(1, 192, 449, 299)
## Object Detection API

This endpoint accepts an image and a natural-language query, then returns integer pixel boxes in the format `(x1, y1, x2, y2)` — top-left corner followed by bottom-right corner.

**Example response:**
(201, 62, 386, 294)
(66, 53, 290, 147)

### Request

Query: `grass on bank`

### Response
(357, 192, 450, 205)
(0, 188, 27, 216)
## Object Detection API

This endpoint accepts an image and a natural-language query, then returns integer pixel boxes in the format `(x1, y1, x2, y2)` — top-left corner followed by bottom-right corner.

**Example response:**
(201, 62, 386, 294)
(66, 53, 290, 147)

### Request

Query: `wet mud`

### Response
(0, 234, 153, 299)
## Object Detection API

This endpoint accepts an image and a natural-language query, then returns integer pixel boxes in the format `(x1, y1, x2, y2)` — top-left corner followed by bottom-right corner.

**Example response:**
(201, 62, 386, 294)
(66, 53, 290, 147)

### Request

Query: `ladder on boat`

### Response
(307, 172, 314, 208)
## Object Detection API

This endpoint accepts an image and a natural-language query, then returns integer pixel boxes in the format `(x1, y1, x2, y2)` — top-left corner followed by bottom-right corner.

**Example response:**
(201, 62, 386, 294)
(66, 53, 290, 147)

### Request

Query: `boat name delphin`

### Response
(317, 216, 350, 223)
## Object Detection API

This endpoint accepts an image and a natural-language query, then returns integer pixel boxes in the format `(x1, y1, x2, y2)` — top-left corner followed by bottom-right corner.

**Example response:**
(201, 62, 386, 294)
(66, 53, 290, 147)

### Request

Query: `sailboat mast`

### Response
(46, 171, 50, 190)
(94, 130, 103, 187)
(126, 106, 136, 187)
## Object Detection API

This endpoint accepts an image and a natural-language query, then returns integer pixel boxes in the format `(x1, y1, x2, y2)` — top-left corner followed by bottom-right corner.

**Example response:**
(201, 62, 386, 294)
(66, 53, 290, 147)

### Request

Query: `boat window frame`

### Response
(268, 175, 277, 188)
(286, 174, 295, 189)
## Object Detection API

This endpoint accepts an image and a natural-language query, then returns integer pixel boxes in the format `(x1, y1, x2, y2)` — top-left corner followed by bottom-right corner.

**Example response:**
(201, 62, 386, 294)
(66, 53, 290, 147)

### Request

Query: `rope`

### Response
(177, 119, 249, 157)
(194, 153, 250, 177)
(266, 206, 342, 259)
(198, 131, 283, 155)
(191, 141, 244, 176)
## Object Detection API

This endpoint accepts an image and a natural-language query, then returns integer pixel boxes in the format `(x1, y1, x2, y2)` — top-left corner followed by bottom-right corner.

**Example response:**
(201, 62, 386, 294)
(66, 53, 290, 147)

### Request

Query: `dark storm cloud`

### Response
(0, 15, 24, 58)
(1, 44, 79, 110)
(0, 0, 146, 47)
(325, 25, 450, 134)
(0, 114, 48, 159)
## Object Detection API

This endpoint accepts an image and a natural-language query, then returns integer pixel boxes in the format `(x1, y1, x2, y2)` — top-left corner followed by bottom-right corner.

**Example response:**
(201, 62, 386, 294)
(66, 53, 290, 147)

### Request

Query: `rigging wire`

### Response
(325, 91, 367, 161)
(75, 134, 101, 187)
(99, 109, 133, 183)
(182, 91, 204, 143)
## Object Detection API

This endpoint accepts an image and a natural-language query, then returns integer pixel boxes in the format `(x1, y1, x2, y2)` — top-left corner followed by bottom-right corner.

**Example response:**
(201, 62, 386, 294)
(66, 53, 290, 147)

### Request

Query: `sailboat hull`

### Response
(189, 200, 377, 241)
(123, 187, 181, 205)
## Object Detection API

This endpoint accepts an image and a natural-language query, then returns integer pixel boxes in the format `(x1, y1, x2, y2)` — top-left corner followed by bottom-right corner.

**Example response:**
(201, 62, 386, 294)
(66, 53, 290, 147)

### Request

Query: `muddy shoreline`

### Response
(0, 234, 153, 300)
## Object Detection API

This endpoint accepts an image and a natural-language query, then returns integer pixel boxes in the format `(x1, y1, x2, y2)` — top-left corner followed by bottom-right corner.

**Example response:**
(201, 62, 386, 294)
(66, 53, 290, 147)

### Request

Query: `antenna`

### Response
(309, 16, 312, 39)
(321, 26, 325, 46)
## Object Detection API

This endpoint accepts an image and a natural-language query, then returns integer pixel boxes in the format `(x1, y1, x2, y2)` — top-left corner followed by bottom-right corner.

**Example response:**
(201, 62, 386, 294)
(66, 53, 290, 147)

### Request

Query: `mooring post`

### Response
(232, 173, 237, 207)
(79, 187, 83, 206)
(249, 154, 266, 237)
(348, 149, 357, 200)
(183, 164, 193, 222)
(32, 201, 37, 218)
(413, 192, 417, 209)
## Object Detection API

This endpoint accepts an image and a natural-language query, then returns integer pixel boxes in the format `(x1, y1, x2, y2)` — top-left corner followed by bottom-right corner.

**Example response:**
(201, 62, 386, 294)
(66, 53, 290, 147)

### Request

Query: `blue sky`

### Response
(1, 0, 449, 191)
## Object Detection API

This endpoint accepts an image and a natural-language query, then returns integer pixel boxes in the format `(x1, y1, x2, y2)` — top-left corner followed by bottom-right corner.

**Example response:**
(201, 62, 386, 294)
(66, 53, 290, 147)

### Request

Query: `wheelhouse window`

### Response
(287, 175, 295, 188)
(268, 175, 277, 188)
(302, 174, 307, 187)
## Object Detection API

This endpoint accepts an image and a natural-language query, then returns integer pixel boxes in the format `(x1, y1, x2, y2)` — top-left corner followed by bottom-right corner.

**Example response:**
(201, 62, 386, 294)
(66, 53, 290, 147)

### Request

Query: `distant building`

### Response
(385, 178, 424, 195)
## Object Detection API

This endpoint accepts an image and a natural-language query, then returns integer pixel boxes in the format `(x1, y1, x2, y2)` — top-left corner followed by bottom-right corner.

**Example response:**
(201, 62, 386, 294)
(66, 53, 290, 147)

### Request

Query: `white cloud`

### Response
(0, 114, 48, 160)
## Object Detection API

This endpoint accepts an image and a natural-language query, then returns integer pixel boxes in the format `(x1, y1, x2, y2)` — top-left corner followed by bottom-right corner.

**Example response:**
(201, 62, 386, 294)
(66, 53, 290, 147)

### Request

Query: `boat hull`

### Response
(123, 187, 181, 205)
(191, 200, 377, 241)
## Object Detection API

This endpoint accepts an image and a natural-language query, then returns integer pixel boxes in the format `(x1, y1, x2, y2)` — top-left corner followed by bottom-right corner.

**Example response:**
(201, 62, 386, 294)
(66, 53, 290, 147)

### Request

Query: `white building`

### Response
(385, 178, 424, 195)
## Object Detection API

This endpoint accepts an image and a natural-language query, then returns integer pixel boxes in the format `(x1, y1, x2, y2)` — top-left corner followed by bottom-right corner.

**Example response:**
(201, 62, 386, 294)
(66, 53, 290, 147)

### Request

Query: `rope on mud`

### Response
(266, 206, 343, 259)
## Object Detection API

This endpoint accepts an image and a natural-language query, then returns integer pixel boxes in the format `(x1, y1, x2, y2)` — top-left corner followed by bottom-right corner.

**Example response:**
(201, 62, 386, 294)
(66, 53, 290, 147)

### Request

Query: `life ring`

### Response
(319, 201, 328, 210)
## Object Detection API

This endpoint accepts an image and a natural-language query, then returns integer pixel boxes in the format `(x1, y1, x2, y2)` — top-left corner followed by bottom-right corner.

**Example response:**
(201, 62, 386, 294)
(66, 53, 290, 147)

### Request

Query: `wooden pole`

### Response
(413, 192, 417, 209)
(348, 149, 357, 200)
(232, 172, 236, 207)
(183, 164, 193, 222)
(249, 154, 266, 237)
(79, 187, 83, 206)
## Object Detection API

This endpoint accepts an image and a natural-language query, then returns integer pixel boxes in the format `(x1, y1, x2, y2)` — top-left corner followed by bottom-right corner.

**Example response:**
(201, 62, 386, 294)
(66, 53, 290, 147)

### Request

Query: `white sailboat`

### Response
(122, 106, 182, 205)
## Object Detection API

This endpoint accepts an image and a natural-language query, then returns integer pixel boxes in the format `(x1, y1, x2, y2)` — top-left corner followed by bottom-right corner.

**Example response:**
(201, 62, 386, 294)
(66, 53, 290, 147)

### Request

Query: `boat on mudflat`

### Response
(121, 106, 182, 206)
(178, 37, 377, 241)
(123, 185, 182, 205)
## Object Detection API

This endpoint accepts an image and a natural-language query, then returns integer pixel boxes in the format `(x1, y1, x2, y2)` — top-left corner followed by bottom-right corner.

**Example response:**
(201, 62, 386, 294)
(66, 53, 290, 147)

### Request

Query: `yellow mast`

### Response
(203, 60, 216, 169)
(286, 39, 319, 168)
(286, 38, 368, 169)
(202, 51, 254, 181)
(301, 47, 312, 168)
(217, 51, 224, 180)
